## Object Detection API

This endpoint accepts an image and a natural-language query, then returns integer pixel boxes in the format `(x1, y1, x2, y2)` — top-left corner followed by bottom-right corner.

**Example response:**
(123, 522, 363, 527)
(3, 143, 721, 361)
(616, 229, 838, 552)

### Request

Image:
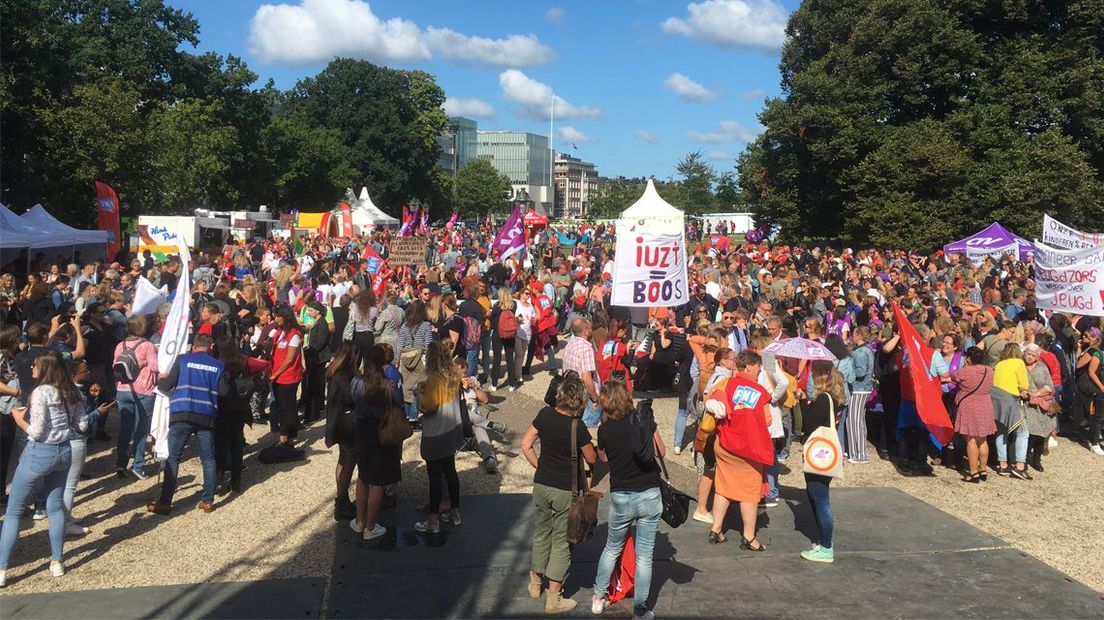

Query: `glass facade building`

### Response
(438, 116, 479, 177)
(476, 131, 553, 187)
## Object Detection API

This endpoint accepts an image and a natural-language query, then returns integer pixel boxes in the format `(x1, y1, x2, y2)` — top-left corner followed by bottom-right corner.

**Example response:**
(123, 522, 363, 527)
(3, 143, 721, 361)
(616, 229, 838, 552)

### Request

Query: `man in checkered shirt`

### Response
(562, 318, 601, 426)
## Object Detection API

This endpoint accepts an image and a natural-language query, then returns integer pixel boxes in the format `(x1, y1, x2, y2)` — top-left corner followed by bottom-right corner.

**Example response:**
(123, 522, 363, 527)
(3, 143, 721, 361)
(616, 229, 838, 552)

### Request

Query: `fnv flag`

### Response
(93, 181, 121, 260)
(492, 206, 526, 261)
(891, 302, 953, 446)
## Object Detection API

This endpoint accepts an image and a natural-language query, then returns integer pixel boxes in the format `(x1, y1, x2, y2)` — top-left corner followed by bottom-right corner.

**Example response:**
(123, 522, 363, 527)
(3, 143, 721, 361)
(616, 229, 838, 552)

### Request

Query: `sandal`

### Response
(961, 472, 980, 484)
(740, 536, 766, 552)
(978, 471, 988, 482)
(708, 531, 727, 545)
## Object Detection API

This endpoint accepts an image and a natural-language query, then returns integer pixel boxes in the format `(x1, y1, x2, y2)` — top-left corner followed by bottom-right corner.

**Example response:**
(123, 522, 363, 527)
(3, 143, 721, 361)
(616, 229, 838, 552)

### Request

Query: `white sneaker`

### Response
(508, 386, 518, 392)
(487, 385, 497, 392)
(32, 509, 47, 521)
(414, 519, 440, 534)
(349, 518, 364, 534)
(673, 447, 683, 455)
(0, 569, 6, 587)
(1091, 443, 1104, 457)
(64, 523, 90, 537)
(591, 595, 608, 615)
(691, 511, 714, 525)
(363, 523, 387, 541)
(49, 560, 64, 578)
(633, 610, 654, 620)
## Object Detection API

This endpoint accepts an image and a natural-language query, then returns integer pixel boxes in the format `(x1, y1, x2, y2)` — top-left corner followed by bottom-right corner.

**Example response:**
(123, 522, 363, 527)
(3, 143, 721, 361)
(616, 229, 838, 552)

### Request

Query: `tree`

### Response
(286, 59, 447, 214)
(588, 177, 646, 219)
(739, 0, 1104, 247)
(673, 151, 716, 215)
(262, 117, 358, 212)
(714, 171, 742, 212)
(454, 159, 511, 218)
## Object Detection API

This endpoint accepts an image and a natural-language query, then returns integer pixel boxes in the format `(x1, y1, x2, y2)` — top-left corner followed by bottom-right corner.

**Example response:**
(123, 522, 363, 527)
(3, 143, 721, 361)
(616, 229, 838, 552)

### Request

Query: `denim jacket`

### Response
(68, 385, 100, 441)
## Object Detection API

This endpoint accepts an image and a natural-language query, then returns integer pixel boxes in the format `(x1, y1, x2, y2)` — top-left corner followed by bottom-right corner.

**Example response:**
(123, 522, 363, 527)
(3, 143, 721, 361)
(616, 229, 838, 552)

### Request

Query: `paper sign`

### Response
(965, 241, 1018, 267)
(388, 236, 426, 267)
(131, 277, 168, 317)
(610, 220, 688, 307)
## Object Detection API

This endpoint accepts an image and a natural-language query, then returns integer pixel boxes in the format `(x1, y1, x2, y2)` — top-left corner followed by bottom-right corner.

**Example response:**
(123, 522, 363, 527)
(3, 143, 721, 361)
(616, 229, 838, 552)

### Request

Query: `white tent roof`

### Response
(353, 186, 399, 226)
(0, 204, 37, 248)
(21, 204, 111, 245)
(619, 179, 684, 231)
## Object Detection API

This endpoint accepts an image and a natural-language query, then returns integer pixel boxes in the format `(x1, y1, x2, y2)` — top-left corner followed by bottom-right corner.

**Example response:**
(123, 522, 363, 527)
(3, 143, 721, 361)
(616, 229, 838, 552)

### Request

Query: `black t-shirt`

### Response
(597, 415, 660, 493)
(533, 406, 592, 491)
(458, 298, 485, 323)
(446, 313, 467, 357)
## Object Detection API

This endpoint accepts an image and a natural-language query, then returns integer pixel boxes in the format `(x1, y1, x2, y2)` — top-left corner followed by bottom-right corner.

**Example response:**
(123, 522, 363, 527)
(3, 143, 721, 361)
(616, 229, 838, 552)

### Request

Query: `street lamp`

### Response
(514, 188, 532, 212)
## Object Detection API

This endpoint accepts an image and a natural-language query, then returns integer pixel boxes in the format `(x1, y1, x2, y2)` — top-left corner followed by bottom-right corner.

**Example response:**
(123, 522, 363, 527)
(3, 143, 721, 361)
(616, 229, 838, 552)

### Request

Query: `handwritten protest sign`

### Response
(611, 219, 688, 307)
(388, 236, 426, 267)
(1042, 214, 1103, 250)
(1032, 240, 1104, 317)
(965, 241, 1019, 267)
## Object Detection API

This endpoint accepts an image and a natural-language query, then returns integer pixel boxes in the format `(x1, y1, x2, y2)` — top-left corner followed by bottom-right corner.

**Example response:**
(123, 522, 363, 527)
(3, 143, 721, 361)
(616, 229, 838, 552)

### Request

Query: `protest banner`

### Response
(388, 236, 426, 267)
(1042, 214, 1103, 250)
(132, 277, 168, 317)
(1032, 240, 1104, 317)
(611, 219, 688, 307)
(152, 238, 192, 461)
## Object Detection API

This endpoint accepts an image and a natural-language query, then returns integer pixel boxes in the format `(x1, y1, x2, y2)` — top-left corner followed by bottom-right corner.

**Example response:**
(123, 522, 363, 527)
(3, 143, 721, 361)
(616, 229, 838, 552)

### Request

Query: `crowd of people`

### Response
(0, 218, 1101, 619)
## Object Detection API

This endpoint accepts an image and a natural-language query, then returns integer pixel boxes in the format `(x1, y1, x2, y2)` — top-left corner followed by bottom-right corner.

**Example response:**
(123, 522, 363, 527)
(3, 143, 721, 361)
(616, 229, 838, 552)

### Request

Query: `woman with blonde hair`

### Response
(415, 340, 465, 534)
(799, 367, 845, 563)
(519, 373, 597, 614)
(489, 287, 520, 390)
(993, 342, 1030, 479)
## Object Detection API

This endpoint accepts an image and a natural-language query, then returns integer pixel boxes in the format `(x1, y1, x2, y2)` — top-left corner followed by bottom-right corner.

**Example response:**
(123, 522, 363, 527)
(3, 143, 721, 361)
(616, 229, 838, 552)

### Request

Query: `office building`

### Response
(476, 131, 554, 214)
(553, 154, 599, 219)
(438, 117, 478, 177)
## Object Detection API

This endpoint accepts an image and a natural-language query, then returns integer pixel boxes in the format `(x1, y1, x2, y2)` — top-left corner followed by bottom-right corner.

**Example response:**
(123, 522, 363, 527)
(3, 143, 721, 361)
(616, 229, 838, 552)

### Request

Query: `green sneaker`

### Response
(800, 545, 834, 563)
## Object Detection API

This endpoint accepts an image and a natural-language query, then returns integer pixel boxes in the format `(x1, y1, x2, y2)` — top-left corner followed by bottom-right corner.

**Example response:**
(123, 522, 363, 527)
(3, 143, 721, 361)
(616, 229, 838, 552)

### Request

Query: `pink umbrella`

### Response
(763, 338, 837, 361)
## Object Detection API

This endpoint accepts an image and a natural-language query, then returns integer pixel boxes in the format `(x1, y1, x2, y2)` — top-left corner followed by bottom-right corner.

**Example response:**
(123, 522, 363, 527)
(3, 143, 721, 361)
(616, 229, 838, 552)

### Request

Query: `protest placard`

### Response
(611, 219, 688, 307)
(1032, 240, 1104, 317)
(388, 236, 426, 267)
(1042, 214, 1103, 250)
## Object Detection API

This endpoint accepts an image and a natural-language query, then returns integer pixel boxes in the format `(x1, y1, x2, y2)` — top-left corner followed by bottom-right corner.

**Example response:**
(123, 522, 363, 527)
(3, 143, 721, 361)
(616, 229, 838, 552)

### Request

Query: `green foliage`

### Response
(740, 0, 1104, 247)
(588, 177, 647, 219)
(0, 2, 450, 225)
(454, 159, 511, 218)
(673, 151, 716, 215)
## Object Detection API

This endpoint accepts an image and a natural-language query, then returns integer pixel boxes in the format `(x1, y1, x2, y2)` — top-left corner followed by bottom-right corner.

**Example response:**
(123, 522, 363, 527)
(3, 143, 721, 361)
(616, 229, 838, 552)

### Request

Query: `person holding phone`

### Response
(0, 352, 83, 586)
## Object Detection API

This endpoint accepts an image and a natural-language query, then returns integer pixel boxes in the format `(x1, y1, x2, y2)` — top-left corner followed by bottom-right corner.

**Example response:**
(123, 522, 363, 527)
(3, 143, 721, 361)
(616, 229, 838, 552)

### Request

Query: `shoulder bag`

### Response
(802, 395, 845, 479)
(379, 405, 413, 447)
(565, 416, 602, 544)
(656, 454, 693, 528)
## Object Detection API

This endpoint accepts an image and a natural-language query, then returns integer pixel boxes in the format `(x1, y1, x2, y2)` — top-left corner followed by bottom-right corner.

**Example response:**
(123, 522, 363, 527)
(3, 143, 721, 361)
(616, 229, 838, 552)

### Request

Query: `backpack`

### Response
(630, 399, 658, 469)
(113, 341, 143, 384)
(461, 316, 482, 350)
(497, 308, 518, 339)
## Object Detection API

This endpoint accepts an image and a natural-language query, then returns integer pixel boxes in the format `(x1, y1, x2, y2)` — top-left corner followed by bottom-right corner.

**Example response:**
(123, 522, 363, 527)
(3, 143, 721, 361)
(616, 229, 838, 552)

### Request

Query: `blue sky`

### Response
(169, 0, 798, 179)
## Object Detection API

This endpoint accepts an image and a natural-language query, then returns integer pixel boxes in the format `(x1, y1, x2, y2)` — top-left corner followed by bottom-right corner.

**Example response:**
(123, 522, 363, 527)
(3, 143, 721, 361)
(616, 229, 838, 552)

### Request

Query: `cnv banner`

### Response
(611, 219, 688, 307)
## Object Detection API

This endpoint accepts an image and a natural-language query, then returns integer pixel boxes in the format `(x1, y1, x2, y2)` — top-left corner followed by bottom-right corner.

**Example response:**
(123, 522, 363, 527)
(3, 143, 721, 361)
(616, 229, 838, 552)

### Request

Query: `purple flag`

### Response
(492, 206, 526, 261)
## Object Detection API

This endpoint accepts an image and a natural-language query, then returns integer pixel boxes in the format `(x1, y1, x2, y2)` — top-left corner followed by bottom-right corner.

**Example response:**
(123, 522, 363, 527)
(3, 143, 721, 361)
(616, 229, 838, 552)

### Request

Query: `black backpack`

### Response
(630, 399, 658, 469)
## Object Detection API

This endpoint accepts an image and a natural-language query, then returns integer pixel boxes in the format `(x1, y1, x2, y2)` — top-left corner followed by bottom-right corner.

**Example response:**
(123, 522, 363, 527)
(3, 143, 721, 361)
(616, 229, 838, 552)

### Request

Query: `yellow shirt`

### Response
(420, 372, 455, 414)
(993, 358, 1028, 396)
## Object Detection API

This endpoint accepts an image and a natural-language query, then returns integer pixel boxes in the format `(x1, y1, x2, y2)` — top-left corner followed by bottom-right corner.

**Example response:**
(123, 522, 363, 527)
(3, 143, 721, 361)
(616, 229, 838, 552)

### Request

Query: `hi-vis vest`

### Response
(169, 352, 224, 418)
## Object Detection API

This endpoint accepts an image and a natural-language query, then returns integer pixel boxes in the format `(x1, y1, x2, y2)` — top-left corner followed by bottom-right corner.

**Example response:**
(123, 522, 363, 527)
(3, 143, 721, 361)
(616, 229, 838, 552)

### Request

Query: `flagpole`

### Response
(549, 95, 555, 217)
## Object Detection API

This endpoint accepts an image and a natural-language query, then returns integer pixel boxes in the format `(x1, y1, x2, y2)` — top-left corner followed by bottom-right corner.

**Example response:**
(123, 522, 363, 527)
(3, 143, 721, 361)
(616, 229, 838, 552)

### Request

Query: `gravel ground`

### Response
(1, 365, 1101, 595)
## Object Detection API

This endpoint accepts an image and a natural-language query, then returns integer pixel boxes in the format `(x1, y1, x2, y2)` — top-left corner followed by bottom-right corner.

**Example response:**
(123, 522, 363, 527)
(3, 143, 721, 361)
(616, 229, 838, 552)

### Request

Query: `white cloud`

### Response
(499, 69, 601, 120)
(557, 126, 591, 143)
(686, 120, 762, 144)
(634, 129, 658, 143)
(443, 97, 495, 118)
(663, 72, 716, 102)
(425, 28, 553, 66)
(707, 150, 733, 161)
(249, 0, 553, 67)
(546, 6, 565, 22)
(662, 0, 789, 51)
(742, 88, 766, 100)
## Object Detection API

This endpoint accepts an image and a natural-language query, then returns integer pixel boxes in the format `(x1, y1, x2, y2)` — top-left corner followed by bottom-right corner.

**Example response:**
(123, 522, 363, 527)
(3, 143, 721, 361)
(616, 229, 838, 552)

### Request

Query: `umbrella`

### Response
(763, 338, 837, 361)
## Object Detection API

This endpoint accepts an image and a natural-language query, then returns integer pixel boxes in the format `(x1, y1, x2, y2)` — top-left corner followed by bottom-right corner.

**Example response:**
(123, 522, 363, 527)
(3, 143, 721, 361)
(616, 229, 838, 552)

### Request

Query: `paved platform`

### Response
(327, 487, 1104, 618)
(4, 488, 1102, 618)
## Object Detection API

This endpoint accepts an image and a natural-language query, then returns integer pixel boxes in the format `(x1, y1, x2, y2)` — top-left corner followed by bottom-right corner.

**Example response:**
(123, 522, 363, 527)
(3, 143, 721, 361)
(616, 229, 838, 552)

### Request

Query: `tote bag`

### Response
(802, 395, 845, 479)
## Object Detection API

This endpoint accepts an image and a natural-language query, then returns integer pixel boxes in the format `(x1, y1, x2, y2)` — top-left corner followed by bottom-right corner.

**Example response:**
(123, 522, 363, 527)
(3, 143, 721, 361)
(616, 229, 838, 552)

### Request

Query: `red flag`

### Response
(93, 181, 121, 259)
(891, 302, 954, 445)
(339, 202, 353, 238)
(606, 531, 635, 603)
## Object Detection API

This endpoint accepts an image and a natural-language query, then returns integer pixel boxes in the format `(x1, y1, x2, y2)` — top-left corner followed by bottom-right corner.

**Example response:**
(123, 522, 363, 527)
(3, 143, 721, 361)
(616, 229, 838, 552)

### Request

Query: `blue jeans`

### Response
(0, 441, 71, 567)
(160, 421, 217, 506)
(995, 421, 1029, 464)
(466, 349, 479, 379)
(765, 440, 782, 499)
(593, 487, 662, 616)
(404, 401, 419, 423)
(479, 331, 492, 381)
(582, 400, 602, 427)
(674, 408, 688, 449)
(804, 473, 833, 549)
(116, 390, 155, 474)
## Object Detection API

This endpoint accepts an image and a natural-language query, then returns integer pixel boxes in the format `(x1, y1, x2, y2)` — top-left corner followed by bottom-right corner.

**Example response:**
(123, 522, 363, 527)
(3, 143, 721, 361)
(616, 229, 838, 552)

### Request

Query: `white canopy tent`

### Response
(619, 179, 685, 233)
(0, 204, 108, 262)
(351, 186, 399, 231)
(21, 204, 111, 245)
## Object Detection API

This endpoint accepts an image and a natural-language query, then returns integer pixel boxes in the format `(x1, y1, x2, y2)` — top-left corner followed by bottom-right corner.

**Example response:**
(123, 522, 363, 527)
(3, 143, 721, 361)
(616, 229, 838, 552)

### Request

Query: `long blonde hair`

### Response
(814, 368, 846, 405)
(425, 340, 460, 393)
